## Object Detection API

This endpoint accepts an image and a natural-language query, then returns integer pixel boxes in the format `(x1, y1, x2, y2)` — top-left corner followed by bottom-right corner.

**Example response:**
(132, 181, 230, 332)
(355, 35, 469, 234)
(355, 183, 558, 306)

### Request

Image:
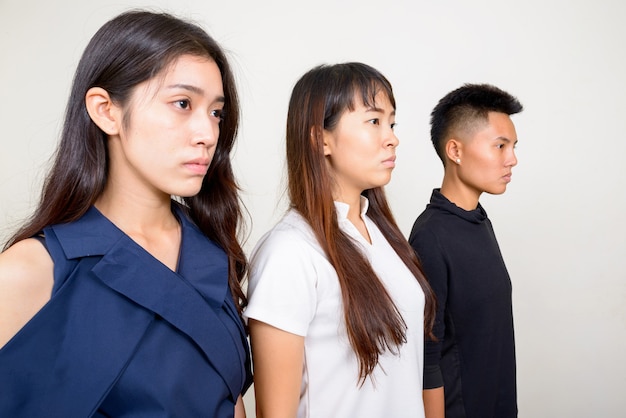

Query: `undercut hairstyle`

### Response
(5, 10, 249, 313)
(430, 83, 523, 164)
(286, 62, 436, 385)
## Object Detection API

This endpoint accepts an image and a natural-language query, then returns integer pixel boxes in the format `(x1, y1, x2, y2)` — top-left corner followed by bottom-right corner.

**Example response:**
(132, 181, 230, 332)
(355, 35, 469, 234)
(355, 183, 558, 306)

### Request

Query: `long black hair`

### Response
(5, 10, 248, 311)
(286, 63, 436, 383)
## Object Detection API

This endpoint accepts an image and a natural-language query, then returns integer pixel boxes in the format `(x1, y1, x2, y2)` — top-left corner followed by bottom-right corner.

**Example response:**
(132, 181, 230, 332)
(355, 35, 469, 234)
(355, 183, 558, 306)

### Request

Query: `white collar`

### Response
(333, 196, 369, 220)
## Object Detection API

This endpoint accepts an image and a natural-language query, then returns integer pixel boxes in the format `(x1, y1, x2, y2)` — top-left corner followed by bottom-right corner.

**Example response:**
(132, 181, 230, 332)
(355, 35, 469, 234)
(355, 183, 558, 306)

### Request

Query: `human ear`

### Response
(321, 129, 334, 156)
(445, 139, 463, 165)
(310, 126, 331, 156)
(85, 87, 122, 136)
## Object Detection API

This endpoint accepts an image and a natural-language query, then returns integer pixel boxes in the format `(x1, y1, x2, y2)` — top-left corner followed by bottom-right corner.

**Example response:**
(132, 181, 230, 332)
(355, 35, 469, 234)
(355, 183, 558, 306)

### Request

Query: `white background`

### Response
(1, 0, 625, 416)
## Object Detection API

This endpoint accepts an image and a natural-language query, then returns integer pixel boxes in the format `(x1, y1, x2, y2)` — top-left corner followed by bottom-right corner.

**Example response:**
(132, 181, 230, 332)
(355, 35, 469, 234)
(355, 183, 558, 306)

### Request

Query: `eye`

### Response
(390, 122, 397, 130)
(174, 99, 191, 110)
(210, 108, 224, 122)
(368, 119, 380, 125)
(496, 143, 505, 149)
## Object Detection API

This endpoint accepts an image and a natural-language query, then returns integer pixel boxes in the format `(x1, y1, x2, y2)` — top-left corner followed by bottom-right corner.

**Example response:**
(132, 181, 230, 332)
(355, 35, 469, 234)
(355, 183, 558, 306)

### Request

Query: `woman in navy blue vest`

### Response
(0, 10, 251, 417)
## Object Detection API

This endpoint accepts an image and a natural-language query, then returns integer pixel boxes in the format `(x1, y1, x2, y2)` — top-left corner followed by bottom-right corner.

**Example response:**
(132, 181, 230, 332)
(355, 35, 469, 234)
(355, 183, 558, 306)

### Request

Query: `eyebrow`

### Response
(166, 83, 225, 103)
(365, 106, 396, 116)
(495, 136, 519, 145)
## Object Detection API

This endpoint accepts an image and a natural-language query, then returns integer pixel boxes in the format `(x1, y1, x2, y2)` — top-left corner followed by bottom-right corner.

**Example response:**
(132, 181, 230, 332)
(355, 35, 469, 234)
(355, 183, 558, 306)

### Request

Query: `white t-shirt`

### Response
(244, 199, 426, 418)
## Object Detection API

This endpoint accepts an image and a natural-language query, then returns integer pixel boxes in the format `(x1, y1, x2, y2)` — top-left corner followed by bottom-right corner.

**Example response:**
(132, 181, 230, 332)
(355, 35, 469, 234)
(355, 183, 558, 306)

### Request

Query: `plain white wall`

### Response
(1, 0, 625, 416)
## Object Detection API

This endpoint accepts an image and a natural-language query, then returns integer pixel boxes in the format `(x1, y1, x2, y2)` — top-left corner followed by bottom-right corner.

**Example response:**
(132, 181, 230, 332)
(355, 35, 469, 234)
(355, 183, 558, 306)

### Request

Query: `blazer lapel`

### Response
(177, 214, 250, 390)
(46, 206, 247, 401)
(0, 254, 155, 417)
(91, 229, 246, 400)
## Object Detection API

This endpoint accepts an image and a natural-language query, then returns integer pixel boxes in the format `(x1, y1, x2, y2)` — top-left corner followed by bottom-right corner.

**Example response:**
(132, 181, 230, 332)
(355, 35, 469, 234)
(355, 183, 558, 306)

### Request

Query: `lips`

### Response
(184, 158, 211, 175)
(382, 155, 396, 168)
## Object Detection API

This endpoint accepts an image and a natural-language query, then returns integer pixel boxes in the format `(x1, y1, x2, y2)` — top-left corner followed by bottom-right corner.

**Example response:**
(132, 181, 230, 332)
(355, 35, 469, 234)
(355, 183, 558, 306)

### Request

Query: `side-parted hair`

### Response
(286, 62, 436, 384)
(430, 83, 523, 164)
(5, 10, 248, 312)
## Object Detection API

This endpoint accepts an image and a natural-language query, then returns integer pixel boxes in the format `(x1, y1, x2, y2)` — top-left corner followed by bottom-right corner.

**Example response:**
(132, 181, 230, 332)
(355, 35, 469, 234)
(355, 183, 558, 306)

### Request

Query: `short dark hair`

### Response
(430, 83, 523, 164)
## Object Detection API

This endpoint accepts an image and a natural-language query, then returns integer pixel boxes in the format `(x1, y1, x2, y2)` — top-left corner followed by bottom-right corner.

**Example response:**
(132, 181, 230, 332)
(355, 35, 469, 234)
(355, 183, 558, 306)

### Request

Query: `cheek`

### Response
(351, 141, 379, 162)
(469, 149, 498, 167)
(125, 130, 173, 166)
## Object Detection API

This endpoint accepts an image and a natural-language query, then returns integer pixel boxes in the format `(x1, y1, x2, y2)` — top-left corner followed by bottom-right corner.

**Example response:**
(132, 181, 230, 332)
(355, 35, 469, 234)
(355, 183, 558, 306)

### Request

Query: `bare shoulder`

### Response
(0, 238, 54, 348)
(0, 238, 54, 288)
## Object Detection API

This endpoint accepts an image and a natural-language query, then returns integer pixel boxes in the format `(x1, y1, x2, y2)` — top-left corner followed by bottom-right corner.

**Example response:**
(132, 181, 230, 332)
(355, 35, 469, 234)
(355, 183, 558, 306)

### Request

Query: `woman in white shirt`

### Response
(244, 62, 436, 418)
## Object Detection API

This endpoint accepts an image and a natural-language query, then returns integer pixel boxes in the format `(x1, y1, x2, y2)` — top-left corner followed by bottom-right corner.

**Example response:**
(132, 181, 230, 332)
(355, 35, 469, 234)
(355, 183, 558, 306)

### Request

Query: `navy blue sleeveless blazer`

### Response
(0, 205, 251, 417)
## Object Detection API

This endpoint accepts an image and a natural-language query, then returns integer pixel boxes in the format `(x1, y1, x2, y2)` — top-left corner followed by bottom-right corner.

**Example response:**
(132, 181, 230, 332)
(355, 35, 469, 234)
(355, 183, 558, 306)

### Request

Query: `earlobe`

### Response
(445, 139, 462, 166)
(85, 87, 121, 136)
(322, 133, 331, 156)
(312, 126, 332, 156)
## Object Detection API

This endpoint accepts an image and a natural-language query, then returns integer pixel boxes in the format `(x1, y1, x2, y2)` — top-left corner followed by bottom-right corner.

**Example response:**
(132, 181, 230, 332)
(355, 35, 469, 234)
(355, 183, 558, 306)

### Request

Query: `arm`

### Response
(409, 227, 448, 414)
(234, 394, 246, 418)
(0, 238, 54, 348)
(248, 319, 305, 418)
(423, 387, 445, 418)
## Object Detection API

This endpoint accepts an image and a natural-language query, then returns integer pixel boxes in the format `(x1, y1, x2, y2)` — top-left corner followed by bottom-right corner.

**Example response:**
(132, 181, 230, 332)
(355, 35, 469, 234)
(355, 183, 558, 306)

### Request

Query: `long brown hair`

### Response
(4, 11, 248, 312)
(286, 63, 436, 384)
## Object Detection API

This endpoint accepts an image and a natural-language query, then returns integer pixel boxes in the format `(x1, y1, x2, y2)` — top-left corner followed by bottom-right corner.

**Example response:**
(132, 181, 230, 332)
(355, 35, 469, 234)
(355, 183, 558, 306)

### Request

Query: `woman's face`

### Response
(323, 91, 398, 201)
(457, 111, 518, 196)
(108, 54, 224, 200)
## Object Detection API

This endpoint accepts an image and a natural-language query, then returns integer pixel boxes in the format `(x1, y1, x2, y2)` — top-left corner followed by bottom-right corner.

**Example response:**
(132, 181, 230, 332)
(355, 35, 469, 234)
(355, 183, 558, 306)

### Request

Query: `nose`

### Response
(507, 148, 518, 167)
(192, 112, 219, 147)
(385, 129, 399, 148)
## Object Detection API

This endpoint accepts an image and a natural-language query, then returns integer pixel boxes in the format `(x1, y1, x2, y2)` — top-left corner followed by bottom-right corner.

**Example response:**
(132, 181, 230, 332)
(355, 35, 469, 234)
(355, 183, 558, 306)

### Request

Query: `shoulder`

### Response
(410, 207, 446, 241)
(0, 238, 54, 289)
(247, 212, 330, 300)
(251, 211, 324, 262)
(0, 238, 54, 347)
(245, 214, 327, 335)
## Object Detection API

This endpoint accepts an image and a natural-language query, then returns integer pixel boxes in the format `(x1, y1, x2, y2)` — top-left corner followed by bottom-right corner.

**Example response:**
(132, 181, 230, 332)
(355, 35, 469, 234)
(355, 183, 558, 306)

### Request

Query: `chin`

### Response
(376, 176, 393, 188)
(173, 186, 203, 198)
(487, 187, 507, 195)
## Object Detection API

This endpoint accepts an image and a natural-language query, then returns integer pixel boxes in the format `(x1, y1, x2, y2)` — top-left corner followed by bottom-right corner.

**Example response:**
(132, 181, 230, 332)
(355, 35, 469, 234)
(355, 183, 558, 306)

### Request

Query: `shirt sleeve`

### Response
(243, 227, 319, 337)
(409, 227, 447, 389)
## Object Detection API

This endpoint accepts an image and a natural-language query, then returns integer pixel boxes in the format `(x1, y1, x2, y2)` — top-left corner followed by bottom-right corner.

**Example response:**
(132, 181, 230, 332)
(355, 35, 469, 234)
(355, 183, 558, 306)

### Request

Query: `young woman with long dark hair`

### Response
(244, 62, 436, 418)
(0, 10, 251, 417)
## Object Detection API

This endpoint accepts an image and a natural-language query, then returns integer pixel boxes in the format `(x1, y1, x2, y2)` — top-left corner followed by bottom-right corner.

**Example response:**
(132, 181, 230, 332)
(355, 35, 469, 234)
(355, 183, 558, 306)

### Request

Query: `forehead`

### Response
(352, 89, 394, 111)
(485, 111, 517, 138)
(130, 55, 221, 100)
(457, 111, 516, 141)
(156, 54, 220, 85)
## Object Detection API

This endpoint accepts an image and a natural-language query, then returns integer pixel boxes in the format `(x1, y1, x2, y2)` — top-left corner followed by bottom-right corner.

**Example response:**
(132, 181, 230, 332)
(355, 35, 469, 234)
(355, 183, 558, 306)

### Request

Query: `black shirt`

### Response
(409, 189, 517, 418)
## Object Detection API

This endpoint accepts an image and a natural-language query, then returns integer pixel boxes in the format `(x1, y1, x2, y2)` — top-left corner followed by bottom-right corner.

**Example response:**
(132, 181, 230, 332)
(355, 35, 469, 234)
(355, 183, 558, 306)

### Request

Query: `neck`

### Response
(95, 183, 181, 271)
(95, 181, 177, 237)
(333, 189, 362, 220)
(440, 174, 481, 211)
(333, 191, 371, 243)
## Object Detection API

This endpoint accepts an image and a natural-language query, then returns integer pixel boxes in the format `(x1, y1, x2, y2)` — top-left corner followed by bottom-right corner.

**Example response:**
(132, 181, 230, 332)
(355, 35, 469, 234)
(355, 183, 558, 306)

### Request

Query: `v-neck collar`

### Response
(49, 204, 248, 399)
(335, 196, 374, 247)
